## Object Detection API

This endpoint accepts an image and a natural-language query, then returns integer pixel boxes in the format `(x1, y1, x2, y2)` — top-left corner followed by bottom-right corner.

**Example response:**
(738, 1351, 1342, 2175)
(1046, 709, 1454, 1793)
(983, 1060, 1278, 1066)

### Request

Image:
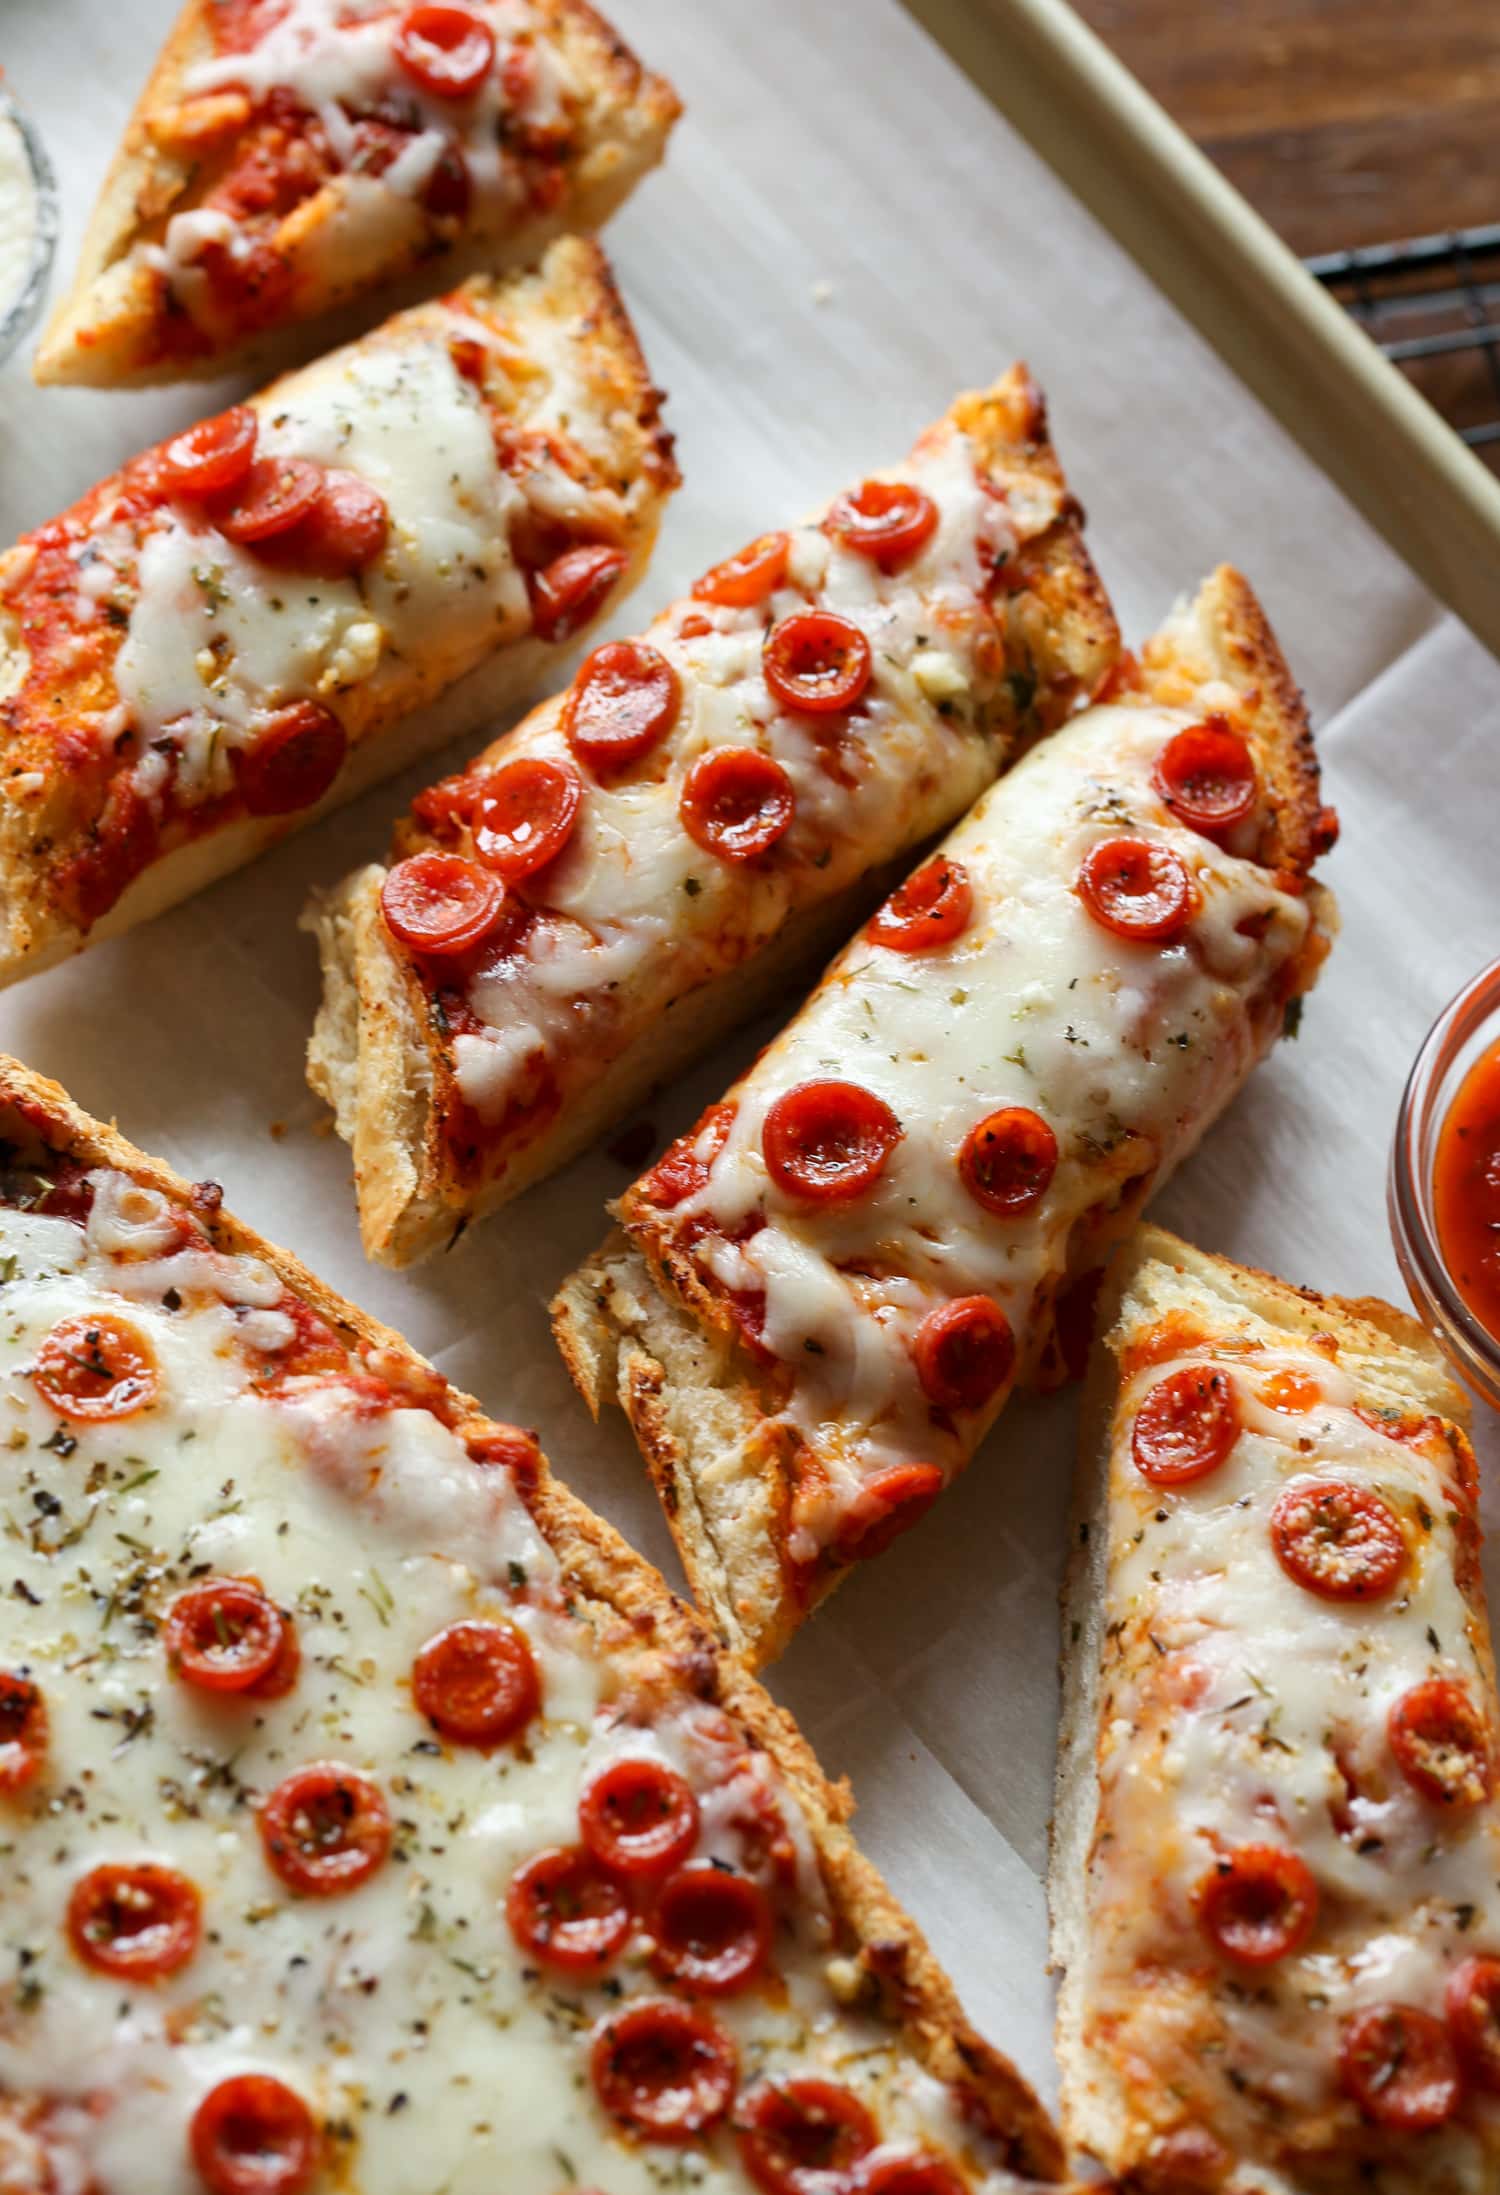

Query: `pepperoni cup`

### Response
(590, 1998, 738, 2141)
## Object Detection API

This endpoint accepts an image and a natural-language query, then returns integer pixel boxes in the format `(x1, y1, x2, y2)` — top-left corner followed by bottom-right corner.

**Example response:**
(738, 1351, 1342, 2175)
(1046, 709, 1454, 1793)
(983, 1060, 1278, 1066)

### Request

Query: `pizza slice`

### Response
(305, 368, 1118, 1265)
(1053, 1224, 1500, 2194)
(35, 0, 679, 388)
(553, 568, 1339, 1664)
(0, 1050, 1064, 2193)
(0, 236, 675, 984)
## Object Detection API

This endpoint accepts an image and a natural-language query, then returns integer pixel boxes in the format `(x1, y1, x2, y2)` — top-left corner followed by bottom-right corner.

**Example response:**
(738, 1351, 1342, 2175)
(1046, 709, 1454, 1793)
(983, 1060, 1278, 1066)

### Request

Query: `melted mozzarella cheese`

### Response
(1082, 1342, 1500, 2186)
(650, 702, 1315, 1550)
(0, 1172, 1028, 2195)
(113, 321, 528, 795)
(180, 0, 571, 247)
(455, 427, 1020, 1126)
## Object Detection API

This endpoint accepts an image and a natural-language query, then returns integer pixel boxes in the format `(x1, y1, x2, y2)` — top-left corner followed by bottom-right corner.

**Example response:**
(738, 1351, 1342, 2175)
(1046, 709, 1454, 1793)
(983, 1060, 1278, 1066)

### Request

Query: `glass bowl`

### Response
(1389, 955, 1500, 1410)
(0, 84, 58, 371)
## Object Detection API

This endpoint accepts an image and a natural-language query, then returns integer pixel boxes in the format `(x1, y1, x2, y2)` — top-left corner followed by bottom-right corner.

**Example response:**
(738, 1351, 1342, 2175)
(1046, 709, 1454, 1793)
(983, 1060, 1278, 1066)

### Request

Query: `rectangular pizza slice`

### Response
(1053, 1224, 1499, 2194)
(0, 235, 675, 984)
(34, 0, 679, 388)
(553, 567, 1339, 1665)
(305, 368, 1118, 1264)
(0, 1050, 1064, 2194)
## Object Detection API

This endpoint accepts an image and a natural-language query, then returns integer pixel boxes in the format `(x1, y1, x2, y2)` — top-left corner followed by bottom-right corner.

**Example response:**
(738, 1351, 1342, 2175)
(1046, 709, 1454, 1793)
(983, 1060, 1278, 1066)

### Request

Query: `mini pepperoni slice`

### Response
(528, 544, 628, 643)
(590, 1997, 738, 2141)
(190, 2075, 318, 2195)
(564, 639, 681, 776)
(393, 4, 496, 97)
(507, 1844, 632, 1972)
(1447, 1955, 1500, 2090)
(411, 1619, 539, 1748)
(579, 1758, 700, 1877)
(692, 532, 790, 609)
(1132, 1366, 1240, 1487)
(1339, 2004, 1460, 2131)
(234, 702, 348, 818)
(159, 405, 258, 498)
(854, 2158, 968, 2195)
(827, 479, 939, 568)
(67, 1861, 201, 1980)
(650, 1862, 771, 1996)
(34, 1313, 158, 1422)
(472, 756, 582, 881)
(288, 469, 389, 575)
(762, 1080, 900, 1202)
(165, 1579, 297, 1698)
(868, 856, 973, 952)
(958, 1106, 1058, 1216)
(764, 611, 872, 715)
(218, 457, 324, 544)
(0, 1672, 46, 1793)
(1077, 836, 1195, 944)
(1269, 1480, 1406, 1602)
(681, 748, 795, 864)
(1388, 1678, 1490, 1806)
(259, 1763, 391, 1897)
(1155, 719, 1258, 840)
(833, 1462, 946, 1565)
(736, 2078, 877, 2195)
(913, 1295, 1015, 1413)
(381, 851, 507, 956)
(1195, 1844, 1318, 1966)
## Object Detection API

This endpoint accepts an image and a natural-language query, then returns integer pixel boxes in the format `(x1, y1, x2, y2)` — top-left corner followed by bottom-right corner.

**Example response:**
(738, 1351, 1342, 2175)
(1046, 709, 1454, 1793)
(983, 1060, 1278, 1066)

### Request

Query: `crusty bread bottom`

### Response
(1049, 1223, 1470, 2183)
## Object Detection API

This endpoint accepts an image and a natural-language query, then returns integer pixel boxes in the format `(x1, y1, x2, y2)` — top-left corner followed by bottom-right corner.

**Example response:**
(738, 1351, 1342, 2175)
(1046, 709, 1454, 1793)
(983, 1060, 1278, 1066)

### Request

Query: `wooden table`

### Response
(1073, 0, 1500, 257)
(1073, 0, 1500, 466)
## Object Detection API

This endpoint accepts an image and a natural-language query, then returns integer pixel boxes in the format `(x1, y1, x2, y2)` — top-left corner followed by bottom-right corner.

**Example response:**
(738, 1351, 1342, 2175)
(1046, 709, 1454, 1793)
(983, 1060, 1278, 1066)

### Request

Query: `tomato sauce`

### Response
(1434, 1038, 1500, 1343)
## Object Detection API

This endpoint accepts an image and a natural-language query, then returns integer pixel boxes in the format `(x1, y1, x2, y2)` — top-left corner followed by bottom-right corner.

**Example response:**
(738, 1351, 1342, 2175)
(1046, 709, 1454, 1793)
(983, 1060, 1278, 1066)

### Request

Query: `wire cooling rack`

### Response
(1306, 225, 1500, 473)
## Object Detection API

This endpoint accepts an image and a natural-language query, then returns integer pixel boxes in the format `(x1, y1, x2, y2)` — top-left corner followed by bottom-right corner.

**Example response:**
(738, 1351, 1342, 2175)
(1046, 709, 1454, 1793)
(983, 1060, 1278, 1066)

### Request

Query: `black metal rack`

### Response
(1306, 224, 1500, 466)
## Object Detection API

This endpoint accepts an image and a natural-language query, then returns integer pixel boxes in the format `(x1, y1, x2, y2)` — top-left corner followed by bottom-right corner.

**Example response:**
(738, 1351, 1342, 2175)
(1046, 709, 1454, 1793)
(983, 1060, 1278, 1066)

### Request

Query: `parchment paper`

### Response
(3, 0, 1499, 2109)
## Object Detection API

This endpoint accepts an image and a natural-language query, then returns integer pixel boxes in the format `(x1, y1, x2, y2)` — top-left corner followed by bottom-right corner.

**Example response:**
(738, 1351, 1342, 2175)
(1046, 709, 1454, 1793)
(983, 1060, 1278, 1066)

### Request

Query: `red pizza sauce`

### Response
(1433, 1039, 1500, 1345)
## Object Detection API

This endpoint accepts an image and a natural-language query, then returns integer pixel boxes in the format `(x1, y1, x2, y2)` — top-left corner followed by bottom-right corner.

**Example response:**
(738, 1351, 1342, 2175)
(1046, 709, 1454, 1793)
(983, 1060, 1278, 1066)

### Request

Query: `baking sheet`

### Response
(3, 0, 1499, 2111)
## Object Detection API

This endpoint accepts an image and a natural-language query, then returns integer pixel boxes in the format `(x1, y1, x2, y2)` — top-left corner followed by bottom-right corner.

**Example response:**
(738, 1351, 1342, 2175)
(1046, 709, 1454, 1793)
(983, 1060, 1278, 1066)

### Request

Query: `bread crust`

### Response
(552, 568, 1335, 1665)
(1052, 1224, 1485, 2195)
(0, 1048, 1064, 2185)
(309, 368, 1119, 1266)
(34, 0, 681, 388)
(1, 236, 677, 986)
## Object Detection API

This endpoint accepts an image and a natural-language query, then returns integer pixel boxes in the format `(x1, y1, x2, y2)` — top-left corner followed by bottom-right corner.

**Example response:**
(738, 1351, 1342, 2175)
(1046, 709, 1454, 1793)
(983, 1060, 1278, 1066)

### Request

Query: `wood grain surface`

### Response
(1073, 0, 1500, 466)
(1072, 0, 1500, 257)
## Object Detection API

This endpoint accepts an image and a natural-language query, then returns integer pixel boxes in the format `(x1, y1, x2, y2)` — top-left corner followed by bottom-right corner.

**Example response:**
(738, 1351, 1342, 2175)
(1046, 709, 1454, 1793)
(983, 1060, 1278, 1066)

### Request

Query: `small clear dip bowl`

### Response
(1389, 955, 1500, 1411)
(0, 83, 59, 370)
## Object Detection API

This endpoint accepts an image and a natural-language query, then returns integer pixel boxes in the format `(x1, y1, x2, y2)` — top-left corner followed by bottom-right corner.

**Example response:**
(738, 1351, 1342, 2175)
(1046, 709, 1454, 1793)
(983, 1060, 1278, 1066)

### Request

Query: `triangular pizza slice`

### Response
(0, 1052, 1062, 2194)
(35, 0, 679, 387)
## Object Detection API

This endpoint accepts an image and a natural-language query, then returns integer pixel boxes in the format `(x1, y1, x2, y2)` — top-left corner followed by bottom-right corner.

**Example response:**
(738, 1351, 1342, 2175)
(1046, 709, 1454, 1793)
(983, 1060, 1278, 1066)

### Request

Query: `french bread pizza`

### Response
(0, 1051, 1065, 2195)
(553, 569, 1339, 1664)
(1053, 1225, 1500, 2194)
(306, 369, 1118, 1264)
(0, 236, 675, 984)
(35, 0, 679, 388)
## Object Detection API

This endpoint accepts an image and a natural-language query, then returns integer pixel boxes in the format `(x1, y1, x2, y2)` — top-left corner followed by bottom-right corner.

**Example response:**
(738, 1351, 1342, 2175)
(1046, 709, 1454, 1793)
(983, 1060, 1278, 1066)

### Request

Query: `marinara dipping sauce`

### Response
(1391, 958, 1500, 1409)
(1434, 1042, 1500, 1342)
